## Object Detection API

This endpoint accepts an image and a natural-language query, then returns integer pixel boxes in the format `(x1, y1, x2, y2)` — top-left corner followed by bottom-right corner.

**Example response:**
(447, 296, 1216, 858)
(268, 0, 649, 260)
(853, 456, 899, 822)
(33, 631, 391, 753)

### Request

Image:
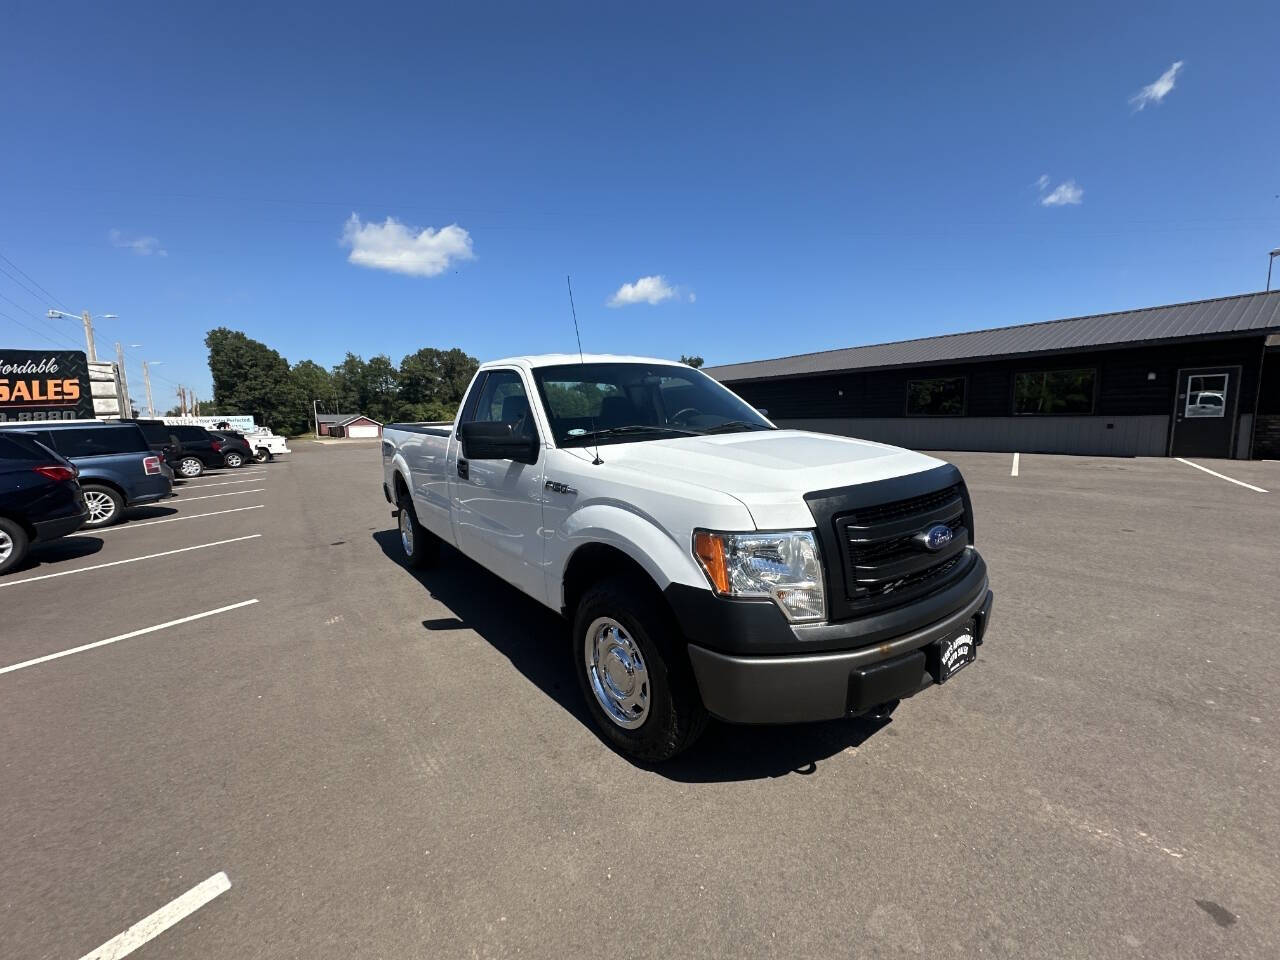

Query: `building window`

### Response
(906, 377, 966, 416)
(1013, 368, 1096, 415)
(1185, 373, 1228, 418)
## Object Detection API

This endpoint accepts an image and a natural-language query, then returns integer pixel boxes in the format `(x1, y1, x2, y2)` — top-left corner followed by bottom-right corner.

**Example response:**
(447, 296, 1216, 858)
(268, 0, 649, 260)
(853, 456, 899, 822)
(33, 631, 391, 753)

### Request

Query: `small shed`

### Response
(316, 413, 383, 438)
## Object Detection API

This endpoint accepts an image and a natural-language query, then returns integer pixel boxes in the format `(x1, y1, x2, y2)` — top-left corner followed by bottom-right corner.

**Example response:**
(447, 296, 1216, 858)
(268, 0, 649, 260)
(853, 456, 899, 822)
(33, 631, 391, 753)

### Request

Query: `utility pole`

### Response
(142, 361, 156, 417)
(313, 398, 320, 438)
(82, 311, 98, 362)
(178, 385, 187, 417)
(114, 342, 133, 419)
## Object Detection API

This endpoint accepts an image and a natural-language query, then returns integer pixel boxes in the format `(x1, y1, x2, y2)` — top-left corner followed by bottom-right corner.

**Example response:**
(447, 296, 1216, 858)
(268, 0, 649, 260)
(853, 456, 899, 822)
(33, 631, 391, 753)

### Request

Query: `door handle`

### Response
(457, 458, 469, 480)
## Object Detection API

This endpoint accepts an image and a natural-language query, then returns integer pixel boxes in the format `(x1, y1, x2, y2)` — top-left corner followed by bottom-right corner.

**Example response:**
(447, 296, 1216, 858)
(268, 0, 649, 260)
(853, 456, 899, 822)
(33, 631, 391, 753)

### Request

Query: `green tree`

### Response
(680, 354, 705, 368)
(205, 328, 297, 430)
(288, 359, 335, 433)
(396, 346, 478, 422)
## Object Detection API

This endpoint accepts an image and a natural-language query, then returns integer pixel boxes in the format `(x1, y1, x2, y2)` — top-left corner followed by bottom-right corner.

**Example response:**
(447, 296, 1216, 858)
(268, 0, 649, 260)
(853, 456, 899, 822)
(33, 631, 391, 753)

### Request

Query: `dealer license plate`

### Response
(936, 622, 977, 682)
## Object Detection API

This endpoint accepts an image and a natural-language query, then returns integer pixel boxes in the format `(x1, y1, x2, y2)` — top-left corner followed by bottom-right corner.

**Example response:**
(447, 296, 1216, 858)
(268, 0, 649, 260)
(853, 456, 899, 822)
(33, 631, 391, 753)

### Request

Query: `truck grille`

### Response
(834, 483, 970, 612)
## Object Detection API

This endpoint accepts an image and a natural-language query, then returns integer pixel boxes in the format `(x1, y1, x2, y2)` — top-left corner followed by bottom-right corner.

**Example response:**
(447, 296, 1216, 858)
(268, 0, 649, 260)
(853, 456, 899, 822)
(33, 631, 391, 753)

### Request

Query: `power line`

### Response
(0, 290, 81, 347)
(0, 263, 52, 306)
(0, 251, 69, 310)
(0, 309, 78, 349)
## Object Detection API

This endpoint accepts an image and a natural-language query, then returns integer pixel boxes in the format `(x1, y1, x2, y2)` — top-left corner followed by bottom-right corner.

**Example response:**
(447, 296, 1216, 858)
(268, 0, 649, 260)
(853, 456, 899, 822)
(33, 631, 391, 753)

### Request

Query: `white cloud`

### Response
(1130, 60, 1184, 111)
(341, 213, 474, 277)
(1038, 179, 1084, 207)
(109, 229, 166, 257)
(1035, 174, 1050, 191)
(608, 274, 680, 307)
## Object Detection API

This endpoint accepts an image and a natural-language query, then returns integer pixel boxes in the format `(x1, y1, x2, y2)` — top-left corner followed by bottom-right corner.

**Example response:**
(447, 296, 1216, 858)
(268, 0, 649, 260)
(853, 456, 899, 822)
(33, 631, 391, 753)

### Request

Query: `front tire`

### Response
(397, 494, 438, 568)
(81, 484, 124, 528)
(573, 576, 707, 763)
(223, 451, 245, 468)
(178, 456, 204, 478)
(0, 517, 30, 575)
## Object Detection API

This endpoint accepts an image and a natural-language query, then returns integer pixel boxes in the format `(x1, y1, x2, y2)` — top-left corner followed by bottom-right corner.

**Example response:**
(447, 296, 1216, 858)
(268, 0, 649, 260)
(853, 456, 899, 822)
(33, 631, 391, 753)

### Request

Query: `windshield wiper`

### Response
(697, 420, 775, 434)
(567, 425, 702, 442)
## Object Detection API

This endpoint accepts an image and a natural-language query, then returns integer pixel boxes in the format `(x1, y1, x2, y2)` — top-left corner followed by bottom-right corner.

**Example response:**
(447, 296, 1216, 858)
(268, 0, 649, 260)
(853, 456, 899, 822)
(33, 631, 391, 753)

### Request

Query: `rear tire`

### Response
(573, 575, 707, 763)
(397, 494, 438, 568)
(81, 484, 124, 528)
(223, 451, 245, 468)
(254, 447, 270, 463)
(0, 517, 30, 575)
(178, 456, 204, 478)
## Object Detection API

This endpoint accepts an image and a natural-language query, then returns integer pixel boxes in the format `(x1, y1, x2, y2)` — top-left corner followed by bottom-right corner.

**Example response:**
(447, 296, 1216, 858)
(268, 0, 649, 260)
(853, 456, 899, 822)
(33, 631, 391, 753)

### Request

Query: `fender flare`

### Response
(558, 502, 707, 597)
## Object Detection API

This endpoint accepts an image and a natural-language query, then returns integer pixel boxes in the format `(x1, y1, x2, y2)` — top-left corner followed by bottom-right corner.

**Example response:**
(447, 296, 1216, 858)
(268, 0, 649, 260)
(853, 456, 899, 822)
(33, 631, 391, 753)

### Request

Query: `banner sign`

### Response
(0, 350, 95, 423)
(162, 415, 258, 432)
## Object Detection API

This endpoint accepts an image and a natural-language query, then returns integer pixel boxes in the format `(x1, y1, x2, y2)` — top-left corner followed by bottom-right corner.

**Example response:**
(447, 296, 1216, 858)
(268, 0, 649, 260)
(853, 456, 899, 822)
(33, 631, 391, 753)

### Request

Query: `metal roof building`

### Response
(707, 291, 1280, 460)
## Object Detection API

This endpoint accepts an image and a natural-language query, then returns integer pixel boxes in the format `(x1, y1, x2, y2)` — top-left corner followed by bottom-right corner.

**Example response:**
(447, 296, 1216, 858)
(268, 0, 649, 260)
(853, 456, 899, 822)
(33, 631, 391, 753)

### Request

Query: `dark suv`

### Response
(0, 422, 172, 527)
(209, 431, 252, 469)
(128, 419, 185, 474)
(133, 422, 225, 478)
(0, 433, 88, 575)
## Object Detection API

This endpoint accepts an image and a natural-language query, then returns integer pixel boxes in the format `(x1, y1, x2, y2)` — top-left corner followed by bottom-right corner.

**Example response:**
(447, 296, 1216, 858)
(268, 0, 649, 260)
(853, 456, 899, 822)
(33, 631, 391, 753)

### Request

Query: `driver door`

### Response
(450, 368, 547, 600)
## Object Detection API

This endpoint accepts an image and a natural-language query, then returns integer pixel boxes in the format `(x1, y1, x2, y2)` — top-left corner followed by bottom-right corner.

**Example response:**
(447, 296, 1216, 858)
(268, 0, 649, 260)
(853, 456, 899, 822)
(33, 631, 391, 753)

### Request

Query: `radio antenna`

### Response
(566, 275, 585, 364)
(565, 275, 603, 465)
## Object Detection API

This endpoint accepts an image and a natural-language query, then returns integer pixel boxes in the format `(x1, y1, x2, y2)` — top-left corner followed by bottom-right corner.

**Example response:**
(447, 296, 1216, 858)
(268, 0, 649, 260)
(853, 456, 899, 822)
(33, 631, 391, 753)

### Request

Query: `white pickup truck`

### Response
(245, 429, 290, 463)
(382, 355, 992, 761)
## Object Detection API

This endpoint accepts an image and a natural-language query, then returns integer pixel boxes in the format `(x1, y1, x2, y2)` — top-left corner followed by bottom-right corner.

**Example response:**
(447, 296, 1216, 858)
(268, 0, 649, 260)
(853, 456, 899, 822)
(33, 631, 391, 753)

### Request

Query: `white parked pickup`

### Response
(246, 430, 290, 463)
(382, 354, 992, 761)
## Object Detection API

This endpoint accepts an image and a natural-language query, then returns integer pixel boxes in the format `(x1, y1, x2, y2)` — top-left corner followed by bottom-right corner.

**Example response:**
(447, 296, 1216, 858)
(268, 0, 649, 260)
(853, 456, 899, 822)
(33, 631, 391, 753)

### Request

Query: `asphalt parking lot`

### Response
(2, 441, 1277, 959)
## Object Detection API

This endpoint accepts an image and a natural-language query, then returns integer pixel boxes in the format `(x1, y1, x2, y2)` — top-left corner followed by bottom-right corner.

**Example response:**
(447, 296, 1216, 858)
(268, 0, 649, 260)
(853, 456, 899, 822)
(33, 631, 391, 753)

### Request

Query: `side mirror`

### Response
(458, 421, 539, 464)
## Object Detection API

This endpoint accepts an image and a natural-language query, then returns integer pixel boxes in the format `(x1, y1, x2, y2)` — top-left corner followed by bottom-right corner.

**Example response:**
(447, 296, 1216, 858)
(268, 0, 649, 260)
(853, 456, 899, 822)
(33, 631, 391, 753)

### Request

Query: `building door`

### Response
(1169, 366, 1240, 458)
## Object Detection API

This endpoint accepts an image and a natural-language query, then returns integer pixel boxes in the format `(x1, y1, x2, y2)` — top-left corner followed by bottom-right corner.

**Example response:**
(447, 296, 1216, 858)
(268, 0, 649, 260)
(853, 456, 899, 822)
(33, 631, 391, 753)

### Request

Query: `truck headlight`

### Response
(692, 530, 826, 623)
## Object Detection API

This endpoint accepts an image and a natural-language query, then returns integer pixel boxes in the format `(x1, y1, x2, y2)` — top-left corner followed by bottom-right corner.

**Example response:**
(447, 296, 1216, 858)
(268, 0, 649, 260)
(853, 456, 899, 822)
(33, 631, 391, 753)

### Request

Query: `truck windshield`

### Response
(531, 363, 774, 448)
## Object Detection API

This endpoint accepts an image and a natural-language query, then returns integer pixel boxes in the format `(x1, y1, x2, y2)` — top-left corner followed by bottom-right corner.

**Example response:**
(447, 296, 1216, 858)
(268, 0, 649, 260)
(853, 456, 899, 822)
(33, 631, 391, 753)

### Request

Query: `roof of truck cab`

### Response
(484, 354, 687, 369)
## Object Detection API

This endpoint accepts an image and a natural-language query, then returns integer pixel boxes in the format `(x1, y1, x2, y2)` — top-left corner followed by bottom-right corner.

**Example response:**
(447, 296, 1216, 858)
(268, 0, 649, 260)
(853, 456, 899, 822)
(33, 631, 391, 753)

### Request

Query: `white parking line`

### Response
(175, 488, 265, 503)
(99, 505, 264, 532)
(76, 871, 232, 960)
(1, 602, 258, 676)
(0, 535, 261, 589)
(178, 477, 264, 488)
(1011, 452, 1020, 477)
(1175, 457, 1268, 493)
(189, 470, 266, 482)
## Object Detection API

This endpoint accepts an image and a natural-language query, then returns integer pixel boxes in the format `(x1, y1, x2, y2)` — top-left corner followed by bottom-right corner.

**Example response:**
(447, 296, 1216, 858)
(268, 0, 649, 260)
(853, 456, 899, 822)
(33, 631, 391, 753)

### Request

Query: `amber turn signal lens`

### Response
(692, 531, 730, 594)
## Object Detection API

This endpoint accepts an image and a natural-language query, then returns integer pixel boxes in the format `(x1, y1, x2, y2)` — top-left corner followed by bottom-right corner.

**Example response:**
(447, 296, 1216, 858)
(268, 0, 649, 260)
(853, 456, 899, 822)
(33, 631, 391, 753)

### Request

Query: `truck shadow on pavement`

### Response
(373, 529, 890, 782)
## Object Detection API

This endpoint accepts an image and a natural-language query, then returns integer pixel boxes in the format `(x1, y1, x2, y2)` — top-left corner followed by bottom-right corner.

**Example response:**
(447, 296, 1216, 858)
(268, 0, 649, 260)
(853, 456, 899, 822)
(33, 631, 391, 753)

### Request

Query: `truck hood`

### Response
(585, 429, 945, 529)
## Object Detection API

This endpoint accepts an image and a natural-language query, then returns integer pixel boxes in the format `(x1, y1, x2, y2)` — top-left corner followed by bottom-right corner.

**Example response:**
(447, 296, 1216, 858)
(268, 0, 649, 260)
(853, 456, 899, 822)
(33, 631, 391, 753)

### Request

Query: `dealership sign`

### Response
(0, 350, 95, 422)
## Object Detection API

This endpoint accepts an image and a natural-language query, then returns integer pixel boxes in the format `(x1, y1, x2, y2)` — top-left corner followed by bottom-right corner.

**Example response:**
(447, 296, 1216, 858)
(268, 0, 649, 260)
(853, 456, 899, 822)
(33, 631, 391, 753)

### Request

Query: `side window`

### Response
(50, 427, 149, 456)
(467, 370, 536, 438)
(0, 434, 51, 461)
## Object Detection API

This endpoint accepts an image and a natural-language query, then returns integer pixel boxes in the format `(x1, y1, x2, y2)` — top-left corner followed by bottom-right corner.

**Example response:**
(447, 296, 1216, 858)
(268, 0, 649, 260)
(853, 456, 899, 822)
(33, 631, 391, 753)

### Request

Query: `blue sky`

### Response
(3, 1, 1278, 410)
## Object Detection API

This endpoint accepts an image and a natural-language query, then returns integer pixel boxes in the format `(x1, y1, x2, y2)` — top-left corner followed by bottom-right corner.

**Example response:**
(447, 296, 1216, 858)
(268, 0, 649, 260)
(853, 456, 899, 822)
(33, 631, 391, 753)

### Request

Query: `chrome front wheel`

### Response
(584, 616, 650, 729)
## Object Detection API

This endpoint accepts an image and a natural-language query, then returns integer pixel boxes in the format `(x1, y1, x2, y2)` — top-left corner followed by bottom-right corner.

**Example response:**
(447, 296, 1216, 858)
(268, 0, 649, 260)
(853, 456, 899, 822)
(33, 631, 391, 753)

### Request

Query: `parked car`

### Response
(127, 419, 185, 474)
(0, 432, 89, 574)
(0, 421, 172, 528)
(209, 431, 252, 469)
(382, 355, 993, 761)
(142, 423, 225, 478)
(244, 429, 291, 463)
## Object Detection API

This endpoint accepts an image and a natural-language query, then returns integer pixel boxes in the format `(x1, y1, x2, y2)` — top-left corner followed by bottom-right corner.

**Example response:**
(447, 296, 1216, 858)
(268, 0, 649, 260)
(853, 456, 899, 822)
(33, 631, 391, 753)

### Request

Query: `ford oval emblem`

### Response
(922, 523, 953, 551)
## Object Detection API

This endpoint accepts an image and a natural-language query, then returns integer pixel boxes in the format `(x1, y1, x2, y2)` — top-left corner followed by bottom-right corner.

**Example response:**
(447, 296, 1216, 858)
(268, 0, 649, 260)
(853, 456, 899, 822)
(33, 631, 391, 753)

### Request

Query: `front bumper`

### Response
(687, 585, 993, 724)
